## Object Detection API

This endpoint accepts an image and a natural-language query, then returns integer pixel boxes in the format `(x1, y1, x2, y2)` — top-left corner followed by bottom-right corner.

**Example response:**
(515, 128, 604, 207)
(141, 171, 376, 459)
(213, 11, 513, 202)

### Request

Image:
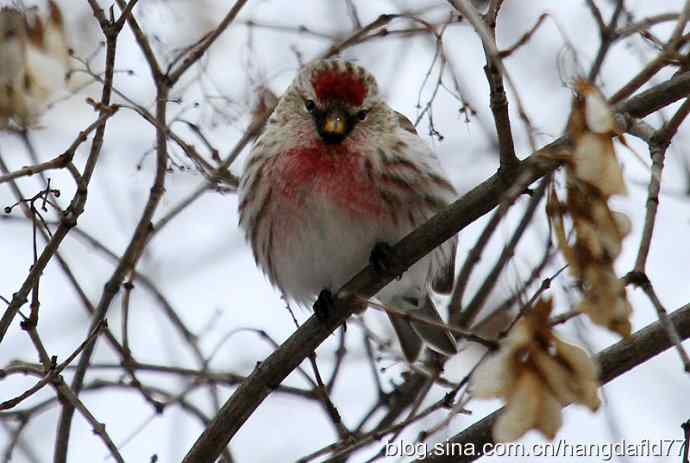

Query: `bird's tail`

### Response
(385, 294, 457, 362)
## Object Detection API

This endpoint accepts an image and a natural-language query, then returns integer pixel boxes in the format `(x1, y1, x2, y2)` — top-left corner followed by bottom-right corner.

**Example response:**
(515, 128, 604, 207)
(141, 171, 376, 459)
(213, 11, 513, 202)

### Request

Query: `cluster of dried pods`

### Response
(470, 80, 632, 442)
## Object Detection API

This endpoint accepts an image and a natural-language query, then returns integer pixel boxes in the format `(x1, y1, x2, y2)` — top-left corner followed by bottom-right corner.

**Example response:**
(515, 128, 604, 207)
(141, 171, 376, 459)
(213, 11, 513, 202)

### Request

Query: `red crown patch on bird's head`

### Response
(311, 68, 368, 107)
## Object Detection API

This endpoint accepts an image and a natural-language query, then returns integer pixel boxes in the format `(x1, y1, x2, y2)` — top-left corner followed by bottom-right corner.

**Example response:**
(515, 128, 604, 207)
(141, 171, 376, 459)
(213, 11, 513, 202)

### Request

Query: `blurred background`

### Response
(1, 0, 689, 461)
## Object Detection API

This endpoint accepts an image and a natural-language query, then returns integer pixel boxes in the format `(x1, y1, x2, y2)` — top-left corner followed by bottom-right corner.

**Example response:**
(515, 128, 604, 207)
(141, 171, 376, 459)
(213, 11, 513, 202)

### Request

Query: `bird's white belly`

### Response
(270, 193, 383, 304)
(270, 192, 432, 306)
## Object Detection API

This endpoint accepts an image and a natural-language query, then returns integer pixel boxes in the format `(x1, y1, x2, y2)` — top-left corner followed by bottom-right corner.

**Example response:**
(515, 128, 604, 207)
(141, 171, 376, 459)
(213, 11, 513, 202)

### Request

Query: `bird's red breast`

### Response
(272, 144, 385, 217)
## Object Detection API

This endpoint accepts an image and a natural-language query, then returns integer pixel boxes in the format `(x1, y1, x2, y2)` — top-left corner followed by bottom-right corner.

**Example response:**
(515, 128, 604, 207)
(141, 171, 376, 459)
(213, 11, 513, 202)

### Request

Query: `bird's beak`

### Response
(319, 107, 349, 143)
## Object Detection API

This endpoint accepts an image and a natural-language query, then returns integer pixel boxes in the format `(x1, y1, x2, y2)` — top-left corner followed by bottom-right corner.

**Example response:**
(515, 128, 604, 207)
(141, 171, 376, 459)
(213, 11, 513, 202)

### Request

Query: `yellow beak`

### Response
(322, 109, 348, 136)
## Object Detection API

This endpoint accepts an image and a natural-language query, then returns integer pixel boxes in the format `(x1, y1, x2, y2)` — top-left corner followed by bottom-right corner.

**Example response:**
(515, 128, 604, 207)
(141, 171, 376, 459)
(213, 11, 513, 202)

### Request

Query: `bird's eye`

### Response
(357, 110, 368, 121)
(305, 100, 316, 112)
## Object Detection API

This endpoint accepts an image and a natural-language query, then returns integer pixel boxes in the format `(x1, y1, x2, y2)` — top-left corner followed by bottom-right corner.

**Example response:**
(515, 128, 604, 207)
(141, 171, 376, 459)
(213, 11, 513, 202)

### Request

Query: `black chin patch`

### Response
(318, 130, 347, 144)
(312, 105, 362, 144)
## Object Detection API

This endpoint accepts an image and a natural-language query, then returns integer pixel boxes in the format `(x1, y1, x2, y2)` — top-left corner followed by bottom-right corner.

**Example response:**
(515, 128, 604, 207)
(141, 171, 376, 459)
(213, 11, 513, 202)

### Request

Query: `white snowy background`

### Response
(1, 0, 689, 462)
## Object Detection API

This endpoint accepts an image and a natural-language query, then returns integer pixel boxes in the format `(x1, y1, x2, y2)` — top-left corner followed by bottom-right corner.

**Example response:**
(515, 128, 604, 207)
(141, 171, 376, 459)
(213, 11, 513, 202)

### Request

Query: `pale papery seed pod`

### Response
(25, 1, 71, 100)
(44, 1, 71, 68)
(548, 80, 633, 337)
(570, 80, 627, 197)
(493, 372, 563, 442)
(0, 8, 29, 127)
(578, 80, 616, 135)
(470, 298, 601, 442)
(0, 3, 71, 128)
(572, 132, 627, 197)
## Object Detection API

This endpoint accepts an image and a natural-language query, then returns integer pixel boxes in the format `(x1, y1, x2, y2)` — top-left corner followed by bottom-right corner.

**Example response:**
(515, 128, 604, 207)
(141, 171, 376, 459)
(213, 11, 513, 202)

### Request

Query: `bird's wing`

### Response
(394, 110, 457, 294)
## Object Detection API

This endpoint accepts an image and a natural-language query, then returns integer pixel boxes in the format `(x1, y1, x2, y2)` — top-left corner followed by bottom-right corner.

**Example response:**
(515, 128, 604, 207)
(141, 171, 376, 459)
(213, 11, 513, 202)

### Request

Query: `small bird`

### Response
(238, 59, 458, 361)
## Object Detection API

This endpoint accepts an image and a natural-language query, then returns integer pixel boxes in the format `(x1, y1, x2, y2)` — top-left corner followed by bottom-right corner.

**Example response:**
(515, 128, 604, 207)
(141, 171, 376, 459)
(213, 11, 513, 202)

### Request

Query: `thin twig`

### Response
(635, 98, 690, 271)
(0, 321, 105, 410)
(624, 271, 690, 372)
(457, 177, 548, 328)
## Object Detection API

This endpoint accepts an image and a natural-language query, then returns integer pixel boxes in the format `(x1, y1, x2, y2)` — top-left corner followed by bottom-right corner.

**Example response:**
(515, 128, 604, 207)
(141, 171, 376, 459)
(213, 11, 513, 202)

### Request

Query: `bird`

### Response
(238, 59, 458, 362)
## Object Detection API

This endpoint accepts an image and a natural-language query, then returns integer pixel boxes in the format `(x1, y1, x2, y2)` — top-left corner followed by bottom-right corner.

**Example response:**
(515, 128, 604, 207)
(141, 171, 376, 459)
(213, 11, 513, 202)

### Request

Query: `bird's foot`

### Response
(370, 241, 404, 279)
(314, 289, 335, 321)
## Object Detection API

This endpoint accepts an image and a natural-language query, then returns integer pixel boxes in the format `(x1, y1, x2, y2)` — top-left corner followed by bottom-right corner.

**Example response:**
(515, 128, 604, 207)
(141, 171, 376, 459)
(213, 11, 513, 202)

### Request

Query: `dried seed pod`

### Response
(548, 80, 633, 337)
(0, 3, 71, 128)
(471, 299, 601, 442)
